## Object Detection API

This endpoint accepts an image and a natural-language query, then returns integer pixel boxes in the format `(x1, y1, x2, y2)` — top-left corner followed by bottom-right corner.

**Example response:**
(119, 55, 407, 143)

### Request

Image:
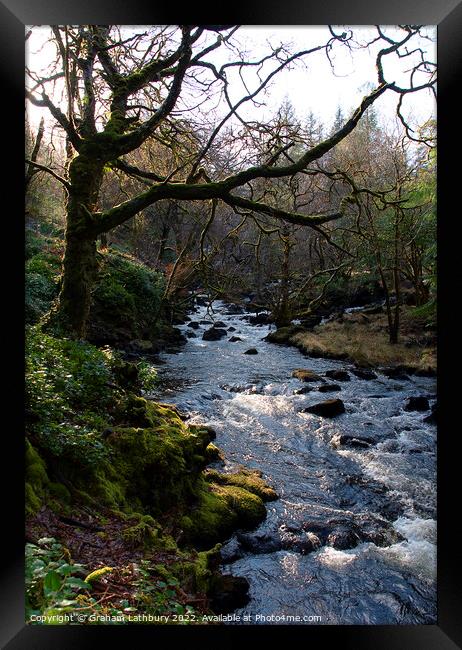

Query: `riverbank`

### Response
(266, 306, 436, 375)
(25, 326, 277, 624)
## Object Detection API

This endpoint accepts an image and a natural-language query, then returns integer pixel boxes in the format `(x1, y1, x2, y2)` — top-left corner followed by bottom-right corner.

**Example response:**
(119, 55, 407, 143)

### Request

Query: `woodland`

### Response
(25, 25, 437, 625)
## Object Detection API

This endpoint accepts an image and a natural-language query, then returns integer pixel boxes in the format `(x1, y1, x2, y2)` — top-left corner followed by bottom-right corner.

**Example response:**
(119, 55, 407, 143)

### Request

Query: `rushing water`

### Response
(149, 300, 437, 625)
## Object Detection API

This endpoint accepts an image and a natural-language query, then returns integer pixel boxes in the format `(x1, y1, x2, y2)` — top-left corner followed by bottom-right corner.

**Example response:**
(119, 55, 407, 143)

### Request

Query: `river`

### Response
(149, 300, 437, 625)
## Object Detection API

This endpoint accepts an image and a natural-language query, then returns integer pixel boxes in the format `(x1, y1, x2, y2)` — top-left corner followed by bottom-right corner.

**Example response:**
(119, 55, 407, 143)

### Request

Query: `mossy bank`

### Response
(25, 327, 277, 623)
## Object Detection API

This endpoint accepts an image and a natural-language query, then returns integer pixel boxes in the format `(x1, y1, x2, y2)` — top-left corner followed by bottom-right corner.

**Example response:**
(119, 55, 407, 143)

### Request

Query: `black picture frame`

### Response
(4, 1, 460, 647)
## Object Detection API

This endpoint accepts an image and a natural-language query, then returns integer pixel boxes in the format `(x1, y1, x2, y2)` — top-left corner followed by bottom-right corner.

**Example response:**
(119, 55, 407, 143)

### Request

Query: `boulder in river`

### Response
(213, 321, 226, 328)
(224, 304, 245, 315)
(424, 403, 437, 424)
(187, 321, 200, 329)
(351, 368, 377, 380)
(237, 531, 282, 554)
(266, 326, 304, 344)
(318, 383, 341, 393)
(382, 367, 410, 380)
(186, 331, 197, 338)
(331, 433, 374, 448)
(202, 327, 227, 341)
(227, 326, 236, 332)
(292, 368, 324, 382)
(279, 525, 321, 555)
(244, 348, 258, 355)
(303, 398, 346, 417)
(219, 537, 244, 564)
(209, 575, 250, 614)
(326, 525, 361, 550)
(248, 313, 271, 325)
(404, 396, 430, 412)
(293, 386, 315, 395)
(229, 336, 242, 342)
(325, 369, 350, 382)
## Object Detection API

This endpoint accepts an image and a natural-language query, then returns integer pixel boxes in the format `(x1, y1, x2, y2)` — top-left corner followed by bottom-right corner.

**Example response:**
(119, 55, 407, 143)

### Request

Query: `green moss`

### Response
(204, 468, 278, 501)
(205, 443, 224, 463)
(216, 484, 266, 527)
(184, 486, 238, 548)
(172, 544, 222, 595)
(266, 326, 303, 344)
(25, 440, 49, 515)
(25, 483, 42, 516)
(121, 514, 160, 547)
(183, 479, 266, 549)
(48, 482, 71, 504)
(90, 249, 165, 340)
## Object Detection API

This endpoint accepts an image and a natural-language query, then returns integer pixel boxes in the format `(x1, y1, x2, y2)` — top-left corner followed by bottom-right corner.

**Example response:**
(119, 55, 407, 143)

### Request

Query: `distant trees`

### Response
(26, 25, 436, 338)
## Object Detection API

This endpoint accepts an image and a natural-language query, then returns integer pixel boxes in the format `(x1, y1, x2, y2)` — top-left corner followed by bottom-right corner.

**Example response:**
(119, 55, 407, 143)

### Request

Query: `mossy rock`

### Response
(121, 514, 161, 548)
(292, 368, 324, 382)
(25, 440, 49, 516)
(88, 402, 214, 514)
(182, 486, 238, 549)
(265, 326, 304, 344)
(183, 481, 266, 549)
(205, 443, 224, 463)
(204, 468, 278, 501)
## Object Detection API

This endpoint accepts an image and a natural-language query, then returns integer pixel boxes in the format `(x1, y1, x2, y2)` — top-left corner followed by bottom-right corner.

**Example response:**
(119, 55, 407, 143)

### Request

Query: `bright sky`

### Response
(26, 25, 436, 144)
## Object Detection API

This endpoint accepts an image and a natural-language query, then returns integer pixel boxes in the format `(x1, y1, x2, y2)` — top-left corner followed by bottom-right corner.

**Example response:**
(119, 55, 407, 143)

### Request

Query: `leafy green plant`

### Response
(25, 327, 115, 466)
(137, 361, 158, 392)
(26, 537, 91, 623)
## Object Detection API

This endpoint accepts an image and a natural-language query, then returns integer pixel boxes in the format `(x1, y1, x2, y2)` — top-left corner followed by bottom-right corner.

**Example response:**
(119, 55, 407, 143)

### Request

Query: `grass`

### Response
(289, 308, 436, 371)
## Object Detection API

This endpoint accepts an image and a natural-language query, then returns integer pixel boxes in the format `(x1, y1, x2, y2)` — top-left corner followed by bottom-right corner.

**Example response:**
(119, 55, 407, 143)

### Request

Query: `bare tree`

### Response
(26, 25, 436, 338)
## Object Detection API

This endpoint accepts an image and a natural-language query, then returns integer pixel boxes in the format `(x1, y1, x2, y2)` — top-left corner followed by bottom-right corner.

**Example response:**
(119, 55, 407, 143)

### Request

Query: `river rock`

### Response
(293, 386, 315, 395)
(424, 403, 437, 424)
(224, 304, 245, 315)
(213, 321, 226, 328)
(382, 367, 410, 380)
(237, 531, 282, 554)
(326, 525, 361, 550)
(229, 336, 242, 342)
(292, 368, 324, 382)
(331, 433, 374, 448)
(186, 331, 197, 338)
(249, 313, 271, 325)
(199, 319, 213, 325)
(209, 575, 250, 614)
(279, 525, 321, 554)
(404, 396, 430, 411)
(244, 348, 258, 355)
(318, 383, 341, 393)
(265, 325, 304, 344)
(219, 537, 244, 564)
(351, 368, 377, 380)
(202, 327, 227, 341)
(325, 369, 350, 382)
(303, 399, 345, 417)
(227, 326, 236, 332)
(187, 321, 199, 329)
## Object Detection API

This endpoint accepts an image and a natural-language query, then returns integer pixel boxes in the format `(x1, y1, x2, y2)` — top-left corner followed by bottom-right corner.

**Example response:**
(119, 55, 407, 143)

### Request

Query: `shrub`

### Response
(25, 327, 115, 466)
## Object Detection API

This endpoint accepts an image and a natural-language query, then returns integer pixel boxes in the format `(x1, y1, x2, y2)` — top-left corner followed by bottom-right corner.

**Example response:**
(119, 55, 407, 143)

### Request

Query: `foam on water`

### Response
(151, 299, 437, 623)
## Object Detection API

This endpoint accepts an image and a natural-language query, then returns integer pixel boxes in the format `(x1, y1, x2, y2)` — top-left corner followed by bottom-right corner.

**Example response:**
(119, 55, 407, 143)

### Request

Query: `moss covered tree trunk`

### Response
(55, 155, 104, 338)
